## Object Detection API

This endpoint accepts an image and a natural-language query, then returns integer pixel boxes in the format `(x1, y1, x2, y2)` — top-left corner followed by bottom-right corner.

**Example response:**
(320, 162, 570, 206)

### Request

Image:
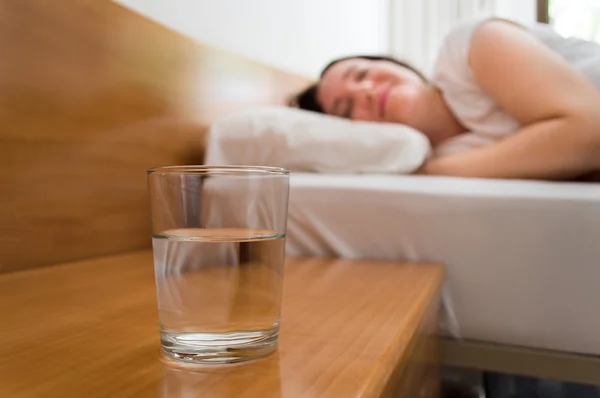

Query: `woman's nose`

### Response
(351, 80, 374, 92)
(349, 79, 375, 104)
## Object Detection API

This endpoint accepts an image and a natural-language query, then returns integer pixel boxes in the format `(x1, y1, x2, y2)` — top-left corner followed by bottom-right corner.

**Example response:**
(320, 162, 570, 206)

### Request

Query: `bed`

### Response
(285, 173, 600, 385)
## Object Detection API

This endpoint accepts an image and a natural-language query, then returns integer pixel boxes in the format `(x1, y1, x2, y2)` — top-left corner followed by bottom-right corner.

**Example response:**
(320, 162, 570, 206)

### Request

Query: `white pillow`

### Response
(205, 106, 431, 174)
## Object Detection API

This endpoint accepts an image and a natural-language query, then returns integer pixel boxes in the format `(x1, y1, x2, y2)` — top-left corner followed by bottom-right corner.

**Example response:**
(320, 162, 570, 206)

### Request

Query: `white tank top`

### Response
(431, 17, 600, 156)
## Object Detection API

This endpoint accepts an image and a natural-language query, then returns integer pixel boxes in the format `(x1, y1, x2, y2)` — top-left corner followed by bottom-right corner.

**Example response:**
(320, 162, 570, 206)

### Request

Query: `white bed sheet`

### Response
(286, 173, 600, 355)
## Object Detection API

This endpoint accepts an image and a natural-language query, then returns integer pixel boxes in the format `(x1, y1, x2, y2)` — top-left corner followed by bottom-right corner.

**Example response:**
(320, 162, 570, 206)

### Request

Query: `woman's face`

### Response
(317, 58, 426, 125)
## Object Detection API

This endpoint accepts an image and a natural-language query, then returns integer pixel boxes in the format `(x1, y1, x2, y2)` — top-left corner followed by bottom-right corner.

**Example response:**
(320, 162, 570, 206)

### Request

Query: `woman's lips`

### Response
(379, 85, 392, 119)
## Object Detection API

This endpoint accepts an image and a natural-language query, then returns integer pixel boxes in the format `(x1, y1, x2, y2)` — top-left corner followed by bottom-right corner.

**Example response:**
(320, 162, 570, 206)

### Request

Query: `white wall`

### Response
(115, 0, 390, 78)
(390, 0, 538, 76)
(493, 0, 537, 25)
(391, 0, 496, 74)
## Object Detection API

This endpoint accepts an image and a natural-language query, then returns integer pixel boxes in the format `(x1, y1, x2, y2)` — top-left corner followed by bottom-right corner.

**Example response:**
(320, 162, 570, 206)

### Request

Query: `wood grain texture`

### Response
(390, 297, 440, 398)
(0, 253, 444, 398)
(0, 0, 311, 272)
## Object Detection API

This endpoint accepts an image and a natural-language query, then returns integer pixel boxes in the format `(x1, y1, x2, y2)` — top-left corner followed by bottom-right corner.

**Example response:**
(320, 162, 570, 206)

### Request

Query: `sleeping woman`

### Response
(289, 17, 600, 181)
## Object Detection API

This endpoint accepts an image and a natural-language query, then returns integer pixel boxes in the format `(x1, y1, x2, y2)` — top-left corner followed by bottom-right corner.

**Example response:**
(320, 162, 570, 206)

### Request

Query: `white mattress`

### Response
(286, 173, 600, 356)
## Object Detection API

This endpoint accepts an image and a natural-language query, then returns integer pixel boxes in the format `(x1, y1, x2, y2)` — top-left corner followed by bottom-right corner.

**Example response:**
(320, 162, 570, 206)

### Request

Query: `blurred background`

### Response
(549, 0, 600, 43)
(116, 0, 541, 78)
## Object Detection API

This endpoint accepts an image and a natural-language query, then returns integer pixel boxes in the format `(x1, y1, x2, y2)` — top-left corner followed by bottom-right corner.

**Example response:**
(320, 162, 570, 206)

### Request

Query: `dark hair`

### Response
(288, 55, 425, 113)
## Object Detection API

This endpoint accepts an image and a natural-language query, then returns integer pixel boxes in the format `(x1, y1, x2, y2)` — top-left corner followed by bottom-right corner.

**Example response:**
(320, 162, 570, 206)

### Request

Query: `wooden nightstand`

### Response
(0, 253, 444, 398)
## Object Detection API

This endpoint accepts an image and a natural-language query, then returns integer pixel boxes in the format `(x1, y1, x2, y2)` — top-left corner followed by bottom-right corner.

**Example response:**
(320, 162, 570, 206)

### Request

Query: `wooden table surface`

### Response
(0, 252, 444, 398)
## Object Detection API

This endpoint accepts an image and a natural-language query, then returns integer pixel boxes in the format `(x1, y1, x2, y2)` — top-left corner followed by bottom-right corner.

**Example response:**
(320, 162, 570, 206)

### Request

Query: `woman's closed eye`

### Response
(355, 69, 368, 81)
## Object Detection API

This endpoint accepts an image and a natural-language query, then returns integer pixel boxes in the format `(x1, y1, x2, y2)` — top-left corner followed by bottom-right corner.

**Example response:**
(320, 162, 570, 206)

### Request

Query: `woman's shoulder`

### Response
(444, 16, 491, 45)
(432, 17, 525, 83)
(437, 17, 533, 63)
(431, 17, 487, 86)
(430, 17, 524, 136)
(437, 17, 500, 63)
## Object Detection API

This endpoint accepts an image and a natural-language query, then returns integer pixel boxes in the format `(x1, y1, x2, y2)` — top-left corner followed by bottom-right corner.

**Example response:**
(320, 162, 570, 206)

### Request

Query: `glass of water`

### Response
(147, 166, 289, 365)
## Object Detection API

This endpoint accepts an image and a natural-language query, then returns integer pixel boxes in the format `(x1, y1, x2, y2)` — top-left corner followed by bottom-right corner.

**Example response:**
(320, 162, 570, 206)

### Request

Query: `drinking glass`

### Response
(147, 166, 289, 364)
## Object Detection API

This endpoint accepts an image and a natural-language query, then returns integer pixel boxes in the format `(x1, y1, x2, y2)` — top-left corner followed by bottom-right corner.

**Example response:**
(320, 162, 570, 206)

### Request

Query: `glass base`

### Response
(160, 328, 278, 365)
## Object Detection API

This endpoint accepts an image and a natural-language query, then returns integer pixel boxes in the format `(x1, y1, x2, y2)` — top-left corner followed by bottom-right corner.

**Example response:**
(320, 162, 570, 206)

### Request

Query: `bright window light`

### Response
(549, 0, 600, 43)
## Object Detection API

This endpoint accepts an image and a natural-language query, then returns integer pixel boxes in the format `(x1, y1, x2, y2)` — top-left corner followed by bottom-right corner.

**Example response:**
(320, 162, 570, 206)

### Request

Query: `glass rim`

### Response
(147, 165, 290, 176)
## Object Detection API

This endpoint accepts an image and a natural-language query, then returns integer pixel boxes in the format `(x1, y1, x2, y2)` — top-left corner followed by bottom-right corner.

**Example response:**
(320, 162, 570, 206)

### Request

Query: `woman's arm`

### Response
(424, 20, 600, 180)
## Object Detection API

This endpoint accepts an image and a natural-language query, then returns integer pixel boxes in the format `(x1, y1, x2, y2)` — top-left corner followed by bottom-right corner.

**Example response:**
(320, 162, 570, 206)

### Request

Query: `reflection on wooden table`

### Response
(0, 251, 443, 398)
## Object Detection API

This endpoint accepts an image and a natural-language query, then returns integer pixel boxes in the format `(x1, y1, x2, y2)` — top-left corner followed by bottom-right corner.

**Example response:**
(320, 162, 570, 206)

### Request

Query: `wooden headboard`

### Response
(0, 0, 311, 273)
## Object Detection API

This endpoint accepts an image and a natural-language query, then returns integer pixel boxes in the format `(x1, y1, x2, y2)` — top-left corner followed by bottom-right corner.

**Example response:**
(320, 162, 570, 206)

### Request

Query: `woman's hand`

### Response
(426, 20, 600, 180)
